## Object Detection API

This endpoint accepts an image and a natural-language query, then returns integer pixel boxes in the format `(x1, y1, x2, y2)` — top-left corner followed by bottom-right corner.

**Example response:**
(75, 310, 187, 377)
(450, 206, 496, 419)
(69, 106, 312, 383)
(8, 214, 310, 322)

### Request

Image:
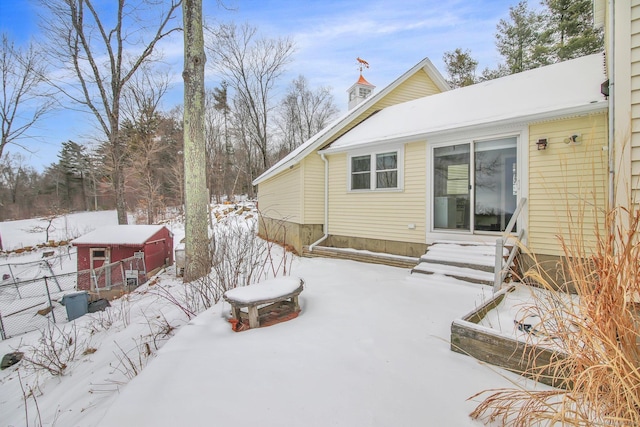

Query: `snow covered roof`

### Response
(71, 225, 167, 246)
(252, 57, 449, 185)
(323, 54, 608, 152)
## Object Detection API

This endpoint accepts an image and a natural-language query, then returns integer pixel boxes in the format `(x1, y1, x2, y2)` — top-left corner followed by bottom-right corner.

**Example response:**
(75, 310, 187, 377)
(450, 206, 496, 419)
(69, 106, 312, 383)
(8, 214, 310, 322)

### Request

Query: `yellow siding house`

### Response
(255, 53, 610, 275)
(254, 58, 450, 253)
(604, 0, 640, 211)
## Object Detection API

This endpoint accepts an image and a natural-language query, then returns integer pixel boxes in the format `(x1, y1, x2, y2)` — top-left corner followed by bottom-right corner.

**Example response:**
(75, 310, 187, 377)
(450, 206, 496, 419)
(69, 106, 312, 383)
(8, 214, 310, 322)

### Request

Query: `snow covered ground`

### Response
(0, 210, 541, 426)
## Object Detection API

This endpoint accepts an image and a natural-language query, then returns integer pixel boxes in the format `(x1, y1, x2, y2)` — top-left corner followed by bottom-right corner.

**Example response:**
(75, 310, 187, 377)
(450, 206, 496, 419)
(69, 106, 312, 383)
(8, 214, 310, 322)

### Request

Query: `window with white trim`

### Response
(91, 248, 106, 259)
(349, 150, 401, 191)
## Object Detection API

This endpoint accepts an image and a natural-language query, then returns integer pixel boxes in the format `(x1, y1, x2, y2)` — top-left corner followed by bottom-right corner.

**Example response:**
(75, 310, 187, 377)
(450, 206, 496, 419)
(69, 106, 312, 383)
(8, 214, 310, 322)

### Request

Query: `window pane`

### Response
(433, 144, 470, 230)
(352, 172, 370, 189)
(377, 171, 397, 188)
(351, 155, 370, 172)
(376, 152, 397, 170)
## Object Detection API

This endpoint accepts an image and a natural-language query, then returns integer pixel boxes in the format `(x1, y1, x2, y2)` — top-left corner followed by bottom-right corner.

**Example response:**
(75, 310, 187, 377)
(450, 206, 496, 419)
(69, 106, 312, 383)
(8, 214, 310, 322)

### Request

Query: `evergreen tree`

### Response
(443, 48, 478, 88)
(495, 1, 550, 74)
(58, 140, 90, 211)
(543, 0, 604, 61)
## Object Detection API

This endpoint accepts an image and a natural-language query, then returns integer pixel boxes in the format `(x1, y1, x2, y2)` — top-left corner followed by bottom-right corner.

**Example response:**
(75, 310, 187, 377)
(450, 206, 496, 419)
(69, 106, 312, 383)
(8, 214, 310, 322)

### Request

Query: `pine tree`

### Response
(495, 1, 550, 74)
(543, 0, 603, 61)
(57, 141, 90, 211)
(443, 48, 478, 88)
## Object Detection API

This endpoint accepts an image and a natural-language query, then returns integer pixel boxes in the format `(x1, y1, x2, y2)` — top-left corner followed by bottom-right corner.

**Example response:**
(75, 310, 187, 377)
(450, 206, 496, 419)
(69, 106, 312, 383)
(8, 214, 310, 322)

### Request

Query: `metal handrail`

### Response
(494, 197, 527, 292)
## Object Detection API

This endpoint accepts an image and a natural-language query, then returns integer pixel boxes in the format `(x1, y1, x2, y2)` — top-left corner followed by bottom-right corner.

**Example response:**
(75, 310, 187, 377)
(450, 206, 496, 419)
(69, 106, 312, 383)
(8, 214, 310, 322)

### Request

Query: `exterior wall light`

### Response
(536, 138, 548, 150)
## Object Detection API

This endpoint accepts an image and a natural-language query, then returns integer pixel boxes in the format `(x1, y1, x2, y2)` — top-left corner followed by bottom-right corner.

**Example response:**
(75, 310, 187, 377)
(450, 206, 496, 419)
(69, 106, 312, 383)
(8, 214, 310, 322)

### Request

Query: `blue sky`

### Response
(0, 0, 522, 171)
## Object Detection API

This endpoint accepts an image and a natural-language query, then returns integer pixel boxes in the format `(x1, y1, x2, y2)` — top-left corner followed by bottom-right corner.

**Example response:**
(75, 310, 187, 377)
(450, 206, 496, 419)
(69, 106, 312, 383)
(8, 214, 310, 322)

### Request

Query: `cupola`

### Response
(347, 57, 375, 109)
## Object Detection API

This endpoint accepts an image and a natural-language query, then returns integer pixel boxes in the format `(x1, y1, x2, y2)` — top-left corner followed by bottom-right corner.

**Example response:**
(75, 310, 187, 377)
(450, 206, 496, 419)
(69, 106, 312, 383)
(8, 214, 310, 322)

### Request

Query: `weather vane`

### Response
(356, 57, 370, 74)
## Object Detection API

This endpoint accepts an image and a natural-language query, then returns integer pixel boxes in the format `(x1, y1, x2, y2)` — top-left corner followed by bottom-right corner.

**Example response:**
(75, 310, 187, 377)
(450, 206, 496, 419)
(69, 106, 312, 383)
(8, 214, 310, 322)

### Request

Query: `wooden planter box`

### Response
(450, 285, 567, 388)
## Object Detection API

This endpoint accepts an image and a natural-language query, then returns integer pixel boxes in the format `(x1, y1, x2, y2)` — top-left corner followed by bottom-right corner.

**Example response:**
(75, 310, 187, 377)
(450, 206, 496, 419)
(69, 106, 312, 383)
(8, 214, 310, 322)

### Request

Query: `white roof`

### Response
(323, 54, 607, 152)
(252, 57, 449, 185)
(72, 225, 167, 246)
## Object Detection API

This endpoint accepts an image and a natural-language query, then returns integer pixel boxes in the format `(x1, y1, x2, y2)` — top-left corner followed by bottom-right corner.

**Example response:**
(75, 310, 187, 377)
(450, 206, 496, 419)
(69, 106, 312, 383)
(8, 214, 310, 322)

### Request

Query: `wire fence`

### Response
(0, 255, 148, 340)
(76, 254, 147, 294)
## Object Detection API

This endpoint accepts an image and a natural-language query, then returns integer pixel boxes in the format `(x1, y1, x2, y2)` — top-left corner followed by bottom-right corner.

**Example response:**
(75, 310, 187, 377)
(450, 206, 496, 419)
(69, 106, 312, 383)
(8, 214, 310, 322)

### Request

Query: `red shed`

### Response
(72, 225, 173, 292)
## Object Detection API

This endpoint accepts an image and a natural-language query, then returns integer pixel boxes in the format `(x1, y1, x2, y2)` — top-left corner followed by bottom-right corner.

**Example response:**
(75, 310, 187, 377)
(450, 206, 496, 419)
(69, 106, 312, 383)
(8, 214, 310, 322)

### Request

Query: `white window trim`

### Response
(90, 247, 107, 261)
(347, 145, 404, 192)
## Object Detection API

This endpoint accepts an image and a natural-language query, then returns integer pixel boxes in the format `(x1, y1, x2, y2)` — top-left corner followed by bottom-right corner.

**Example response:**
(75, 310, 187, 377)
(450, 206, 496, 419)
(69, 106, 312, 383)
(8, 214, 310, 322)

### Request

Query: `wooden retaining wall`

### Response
(450, 286, 568, 388)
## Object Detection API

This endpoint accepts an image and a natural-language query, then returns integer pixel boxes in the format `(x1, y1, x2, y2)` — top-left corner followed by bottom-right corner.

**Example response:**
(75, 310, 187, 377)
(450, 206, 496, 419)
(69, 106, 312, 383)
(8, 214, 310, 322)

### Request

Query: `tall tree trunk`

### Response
(183, 0, 211, 281)
(80, 171, 90, 211)
(111, 136, 128, 224)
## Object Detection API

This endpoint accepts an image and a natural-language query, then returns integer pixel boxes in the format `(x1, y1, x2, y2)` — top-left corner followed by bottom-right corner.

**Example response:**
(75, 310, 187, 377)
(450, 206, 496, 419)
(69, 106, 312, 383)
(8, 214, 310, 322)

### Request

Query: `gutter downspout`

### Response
(309, 153, 329, 251)
(608, 0, 615, 212)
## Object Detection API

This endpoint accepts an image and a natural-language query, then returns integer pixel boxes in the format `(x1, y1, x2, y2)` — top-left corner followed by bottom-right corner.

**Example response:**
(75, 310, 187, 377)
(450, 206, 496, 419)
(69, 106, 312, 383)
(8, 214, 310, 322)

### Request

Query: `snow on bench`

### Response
(223, 277, 304, 330)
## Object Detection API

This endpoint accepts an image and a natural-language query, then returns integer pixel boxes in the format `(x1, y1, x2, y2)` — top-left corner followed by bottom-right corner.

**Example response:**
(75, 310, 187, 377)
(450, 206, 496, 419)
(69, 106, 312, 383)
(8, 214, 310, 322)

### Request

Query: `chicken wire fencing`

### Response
(76, 254, 148, 295)
(0, 255, 148, 340)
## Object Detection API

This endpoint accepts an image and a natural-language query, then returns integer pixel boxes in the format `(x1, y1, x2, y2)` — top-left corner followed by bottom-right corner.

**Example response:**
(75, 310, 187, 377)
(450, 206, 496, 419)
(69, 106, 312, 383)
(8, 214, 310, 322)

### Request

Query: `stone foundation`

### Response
(257, 216, 324, 255)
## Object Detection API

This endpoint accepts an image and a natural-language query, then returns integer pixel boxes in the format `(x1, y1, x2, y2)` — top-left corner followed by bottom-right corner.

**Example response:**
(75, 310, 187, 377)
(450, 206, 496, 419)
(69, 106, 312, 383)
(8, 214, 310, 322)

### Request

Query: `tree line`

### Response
(0, 1, 338, 223)
(443, 0, 603, 88)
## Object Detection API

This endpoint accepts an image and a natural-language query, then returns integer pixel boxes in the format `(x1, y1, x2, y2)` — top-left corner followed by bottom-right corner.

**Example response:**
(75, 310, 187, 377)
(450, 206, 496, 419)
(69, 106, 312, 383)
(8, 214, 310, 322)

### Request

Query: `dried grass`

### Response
(471, 206, 640, 426)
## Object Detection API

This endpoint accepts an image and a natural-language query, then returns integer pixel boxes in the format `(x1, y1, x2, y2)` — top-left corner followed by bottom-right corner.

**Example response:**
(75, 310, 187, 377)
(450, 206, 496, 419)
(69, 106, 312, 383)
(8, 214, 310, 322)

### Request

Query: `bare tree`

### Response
(0, 152, 38, 219)
(183, 0, 211, 281)
(231, 95, 259, 198)
(122, 68, 171, 224)
(207, 22, 294, 170)
(122, 66, 171, 126)
(39, 0, 182, 225)
(277, 75, 338, 154)
(0, 34, 53, 159)
(0, 153, 27, 205)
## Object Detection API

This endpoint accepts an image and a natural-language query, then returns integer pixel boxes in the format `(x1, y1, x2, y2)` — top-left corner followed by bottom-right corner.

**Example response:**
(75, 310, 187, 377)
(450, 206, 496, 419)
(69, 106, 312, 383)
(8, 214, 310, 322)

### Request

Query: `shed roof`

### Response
(323, 53, 608, 152)
(72, 225, 167, 246)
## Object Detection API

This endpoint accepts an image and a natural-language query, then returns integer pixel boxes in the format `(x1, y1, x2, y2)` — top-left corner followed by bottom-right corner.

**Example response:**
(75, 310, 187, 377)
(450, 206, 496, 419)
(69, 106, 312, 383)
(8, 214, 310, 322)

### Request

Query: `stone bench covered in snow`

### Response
(223, 277, 304, 330)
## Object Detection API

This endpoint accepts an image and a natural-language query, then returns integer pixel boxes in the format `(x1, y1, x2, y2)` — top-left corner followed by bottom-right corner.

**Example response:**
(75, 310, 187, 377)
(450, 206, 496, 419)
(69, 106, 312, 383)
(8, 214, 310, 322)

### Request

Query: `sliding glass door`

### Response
(433, 137, 517, 233)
